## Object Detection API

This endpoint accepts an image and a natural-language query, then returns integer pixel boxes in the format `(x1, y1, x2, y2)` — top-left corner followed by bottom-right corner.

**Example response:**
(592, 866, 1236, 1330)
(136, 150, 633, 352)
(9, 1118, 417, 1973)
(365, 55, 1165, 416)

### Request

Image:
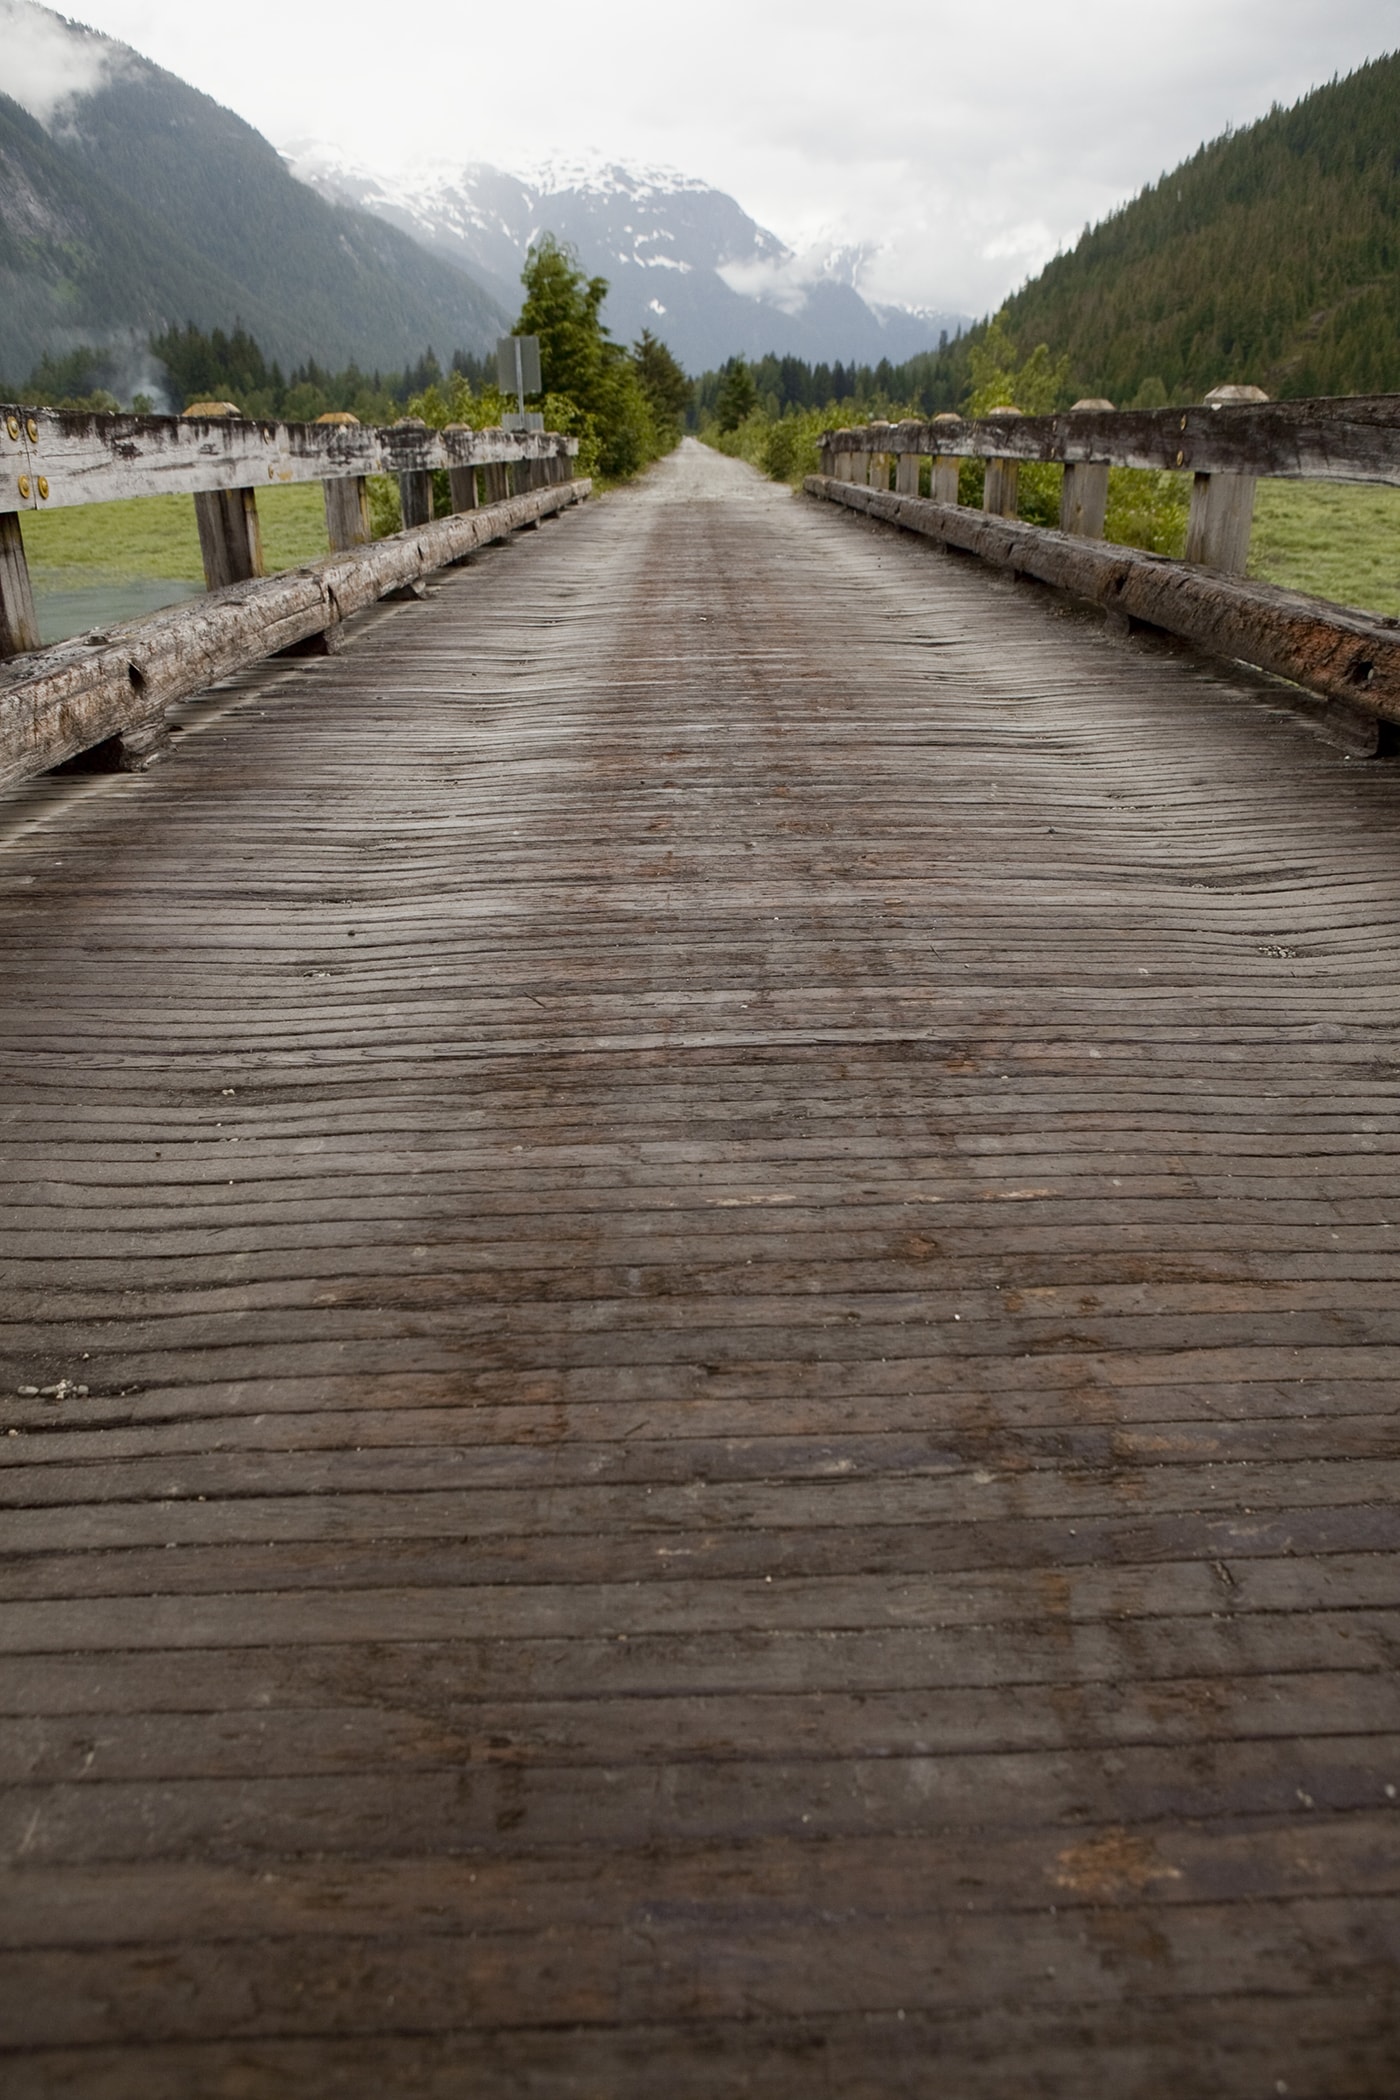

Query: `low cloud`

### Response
(1, 1, 126, 127)
(719, 240, 876, 315)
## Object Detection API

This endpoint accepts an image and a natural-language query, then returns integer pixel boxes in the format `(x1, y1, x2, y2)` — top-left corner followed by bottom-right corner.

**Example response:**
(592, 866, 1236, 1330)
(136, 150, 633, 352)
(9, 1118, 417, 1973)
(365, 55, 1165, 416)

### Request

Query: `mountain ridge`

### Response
(283, 142, 964, 375)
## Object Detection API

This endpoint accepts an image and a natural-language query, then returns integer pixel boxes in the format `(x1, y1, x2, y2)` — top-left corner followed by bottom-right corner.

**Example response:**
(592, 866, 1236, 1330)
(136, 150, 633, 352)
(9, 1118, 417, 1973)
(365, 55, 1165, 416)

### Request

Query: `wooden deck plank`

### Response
(2, 439, 1399, 2092)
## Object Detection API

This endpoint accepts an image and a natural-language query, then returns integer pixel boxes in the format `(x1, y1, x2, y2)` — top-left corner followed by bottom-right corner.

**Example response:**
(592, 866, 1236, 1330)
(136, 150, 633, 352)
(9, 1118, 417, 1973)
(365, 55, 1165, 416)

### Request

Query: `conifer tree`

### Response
(716, 358, 758, 432)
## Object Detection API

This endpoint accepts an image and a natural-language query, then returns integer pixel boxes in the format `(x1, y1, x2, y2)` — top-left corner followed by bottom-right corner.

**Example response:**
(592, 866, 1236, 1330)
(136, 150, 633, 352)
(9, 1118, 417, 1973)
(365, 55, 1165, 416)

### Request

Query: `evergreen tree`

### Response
(515, 237, 679, 480)
(516, 237, 611, 407)
(716, 358, 758, 432)
(633, 329, 691, 440)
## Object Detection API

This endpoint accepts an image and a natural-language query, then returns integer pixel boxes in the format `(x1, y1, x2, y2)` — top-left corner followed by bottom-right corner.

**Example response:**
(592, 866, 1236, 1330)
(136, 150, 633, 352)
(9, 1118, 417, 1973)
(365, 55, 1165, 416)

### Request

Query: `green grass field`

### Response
(23, 483, 332, 586)
(1249, 480, 1400, 617)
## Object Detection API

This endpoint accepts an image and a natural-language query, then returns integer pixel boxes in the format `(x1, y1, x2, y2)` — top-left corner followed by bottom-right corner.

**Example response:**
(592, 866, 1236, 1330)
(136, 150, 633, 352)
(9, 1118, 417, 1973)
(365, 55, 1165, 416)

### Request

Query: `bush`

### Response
(709, 410, 769, 468)
(761, 411, 830, 482)
(366, 475, 402, 538)
(1104, 468, 1190, 555)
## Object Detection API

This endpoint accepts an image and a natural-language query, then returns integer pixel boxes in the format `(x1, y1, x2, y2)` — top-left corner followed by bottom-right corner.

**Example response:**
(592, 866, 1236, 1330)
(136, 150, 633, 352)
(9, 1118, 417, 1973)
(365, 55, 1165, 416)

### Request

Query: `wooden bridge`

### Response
(2, 427, 1399, 2095)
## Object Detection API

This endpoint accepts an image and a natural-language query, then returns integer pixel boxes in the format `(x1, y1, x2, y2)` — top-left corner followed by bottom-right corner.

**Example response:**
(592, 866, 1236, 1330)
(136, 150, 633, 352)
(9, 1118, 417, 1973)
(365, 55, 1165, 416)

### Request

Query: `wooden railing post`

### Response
(182, 403, 265, 590)
(894, 421, 921, 495)
(1185, 384, 1269, 572)
(1060, 399, 1114, 538)
(0, 512, 40, 657)
(193, 488, 264, 589)
(982, 408, 1023, 518)
(390, 418, 433, 530)
(482, 462, 510, 505)
(511, 455, 543, 527)
(323, 478, 372, 549)
(443, 424, 479, 513)
(929, 413, 961, 503)
(317, 412, 371, 549)
(398, 473, 433, 528)
(865, 423, 893, 491)
(448, 467, 479, 512)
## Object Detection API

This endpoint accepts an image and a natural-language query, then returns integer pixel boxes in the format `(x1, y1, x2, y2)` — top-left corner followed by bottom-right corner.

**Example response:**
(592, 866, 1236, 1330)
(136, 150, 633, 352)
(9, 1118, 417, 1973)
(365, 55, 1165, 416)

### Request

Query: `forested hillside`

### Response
(0, 6, 505, 384)
(1000, 52, 1400, 403)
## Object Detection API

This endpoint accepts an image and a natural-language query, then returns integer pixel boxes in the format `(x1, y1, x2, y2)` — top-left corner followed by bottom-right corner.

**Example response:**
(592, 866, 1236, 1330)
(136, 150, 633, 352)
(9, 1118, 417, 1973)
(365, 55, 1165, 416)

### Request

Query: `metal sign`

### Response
(497, 336, 542, 404)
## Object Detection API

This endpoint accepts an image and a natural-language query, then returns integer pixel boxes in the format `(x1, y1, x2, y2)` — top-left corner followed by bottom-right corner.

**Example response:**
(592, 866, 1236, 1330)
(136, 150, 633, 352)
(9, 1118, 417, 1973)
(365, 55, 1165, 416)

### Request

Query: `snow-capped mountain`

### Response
(282, 143, 963, 374)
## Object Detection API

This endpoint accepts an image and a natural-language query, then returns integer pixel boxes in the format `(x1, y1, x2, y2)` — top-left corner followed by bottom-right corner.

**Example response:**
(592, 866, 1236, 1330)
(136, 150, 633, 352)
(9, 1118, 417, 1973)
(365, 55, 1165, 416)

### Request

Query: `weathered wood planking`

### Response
(2, 439, 1400, 2094)
(0, 477, 590, 788)
(806, 471, 1400, 727)
(0, 406, 577, 514)
(825, 392, 1400, 483)
(0, 514, 39, 656)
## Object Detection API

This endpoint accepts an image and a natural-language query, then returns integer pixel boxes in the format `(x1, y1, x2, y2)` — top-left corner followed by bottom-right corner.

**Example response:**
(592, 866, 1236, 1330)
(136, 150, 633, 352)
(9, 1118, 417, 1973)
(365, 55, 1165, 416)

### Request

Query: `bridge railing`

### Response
(812, 390, 1400, 743)
(0, 405, 586, 789)
(0, 404, 578, 658)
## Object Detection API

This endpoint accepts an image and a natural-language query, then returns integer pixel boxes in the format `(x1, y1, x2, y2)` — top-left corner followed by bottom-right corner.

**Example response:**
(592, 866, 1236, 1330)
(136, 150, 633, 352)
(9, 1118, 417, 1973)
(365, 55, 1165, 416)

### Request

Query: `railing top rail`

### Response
(821, 394, 1400, 486)
(0, 406, 578, 515)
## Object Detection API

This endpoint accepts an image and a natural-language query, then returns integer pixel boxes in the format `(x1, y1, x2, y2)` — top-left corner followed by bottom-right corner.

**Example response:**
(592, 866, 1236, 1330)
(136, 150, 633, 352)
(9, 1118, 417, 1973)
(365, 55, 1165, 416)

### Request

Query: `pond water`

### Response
(31, 576, 207, 646)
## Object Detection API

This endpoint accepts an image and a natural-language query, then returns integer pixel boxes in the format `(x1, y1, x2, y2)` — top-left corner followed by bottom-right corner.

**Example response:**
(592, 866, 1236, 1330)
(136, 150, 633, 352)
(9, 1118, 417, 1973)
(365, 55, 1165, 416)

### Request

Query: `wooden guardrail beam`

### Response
(822, 394, 1400, 485)
(0, 405, 576, 514)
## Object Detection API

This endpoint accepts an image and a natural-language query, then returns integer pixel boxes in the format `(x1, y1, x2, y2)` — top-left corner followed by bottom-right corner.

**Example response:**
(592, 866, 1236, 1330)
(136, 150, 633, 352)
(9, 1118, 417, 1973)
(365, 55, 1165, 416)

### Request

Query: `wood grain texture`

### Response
(1186, 468, 1259, 575)
(0, 408, 577, 515)
(826, 393, 1400, 483)
(0, 514, 40, 657)
(191, 487, 263, 593)
(1060, 460, 1110, 540)
(1, 439, 1398, 2096)
(322, 476, 372, 552)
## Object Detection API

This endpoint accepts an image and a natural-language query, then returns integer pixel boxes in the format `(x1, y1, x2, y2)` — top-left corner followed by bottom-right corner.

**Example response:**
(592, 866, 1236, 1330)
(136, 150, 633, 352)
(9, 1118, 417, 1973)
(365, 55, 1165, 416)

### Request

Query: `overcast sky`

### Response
(21, 0, 1399, 315)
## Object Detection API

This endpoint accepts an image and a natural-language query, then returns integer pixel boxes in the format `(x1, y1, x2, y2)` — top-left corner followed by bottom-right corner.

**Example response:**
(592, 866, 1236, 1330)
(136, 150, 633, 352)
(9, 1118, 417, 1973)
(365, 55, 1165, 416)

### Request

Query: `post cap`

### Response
(1070, 397, 1115, 411)
(316, 410, 360, 425)
(930, 412, 962, 424)
(984, 404, 1023, 416)
(1204, 384, 1269, 404)
(181, 400, 242, 418)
